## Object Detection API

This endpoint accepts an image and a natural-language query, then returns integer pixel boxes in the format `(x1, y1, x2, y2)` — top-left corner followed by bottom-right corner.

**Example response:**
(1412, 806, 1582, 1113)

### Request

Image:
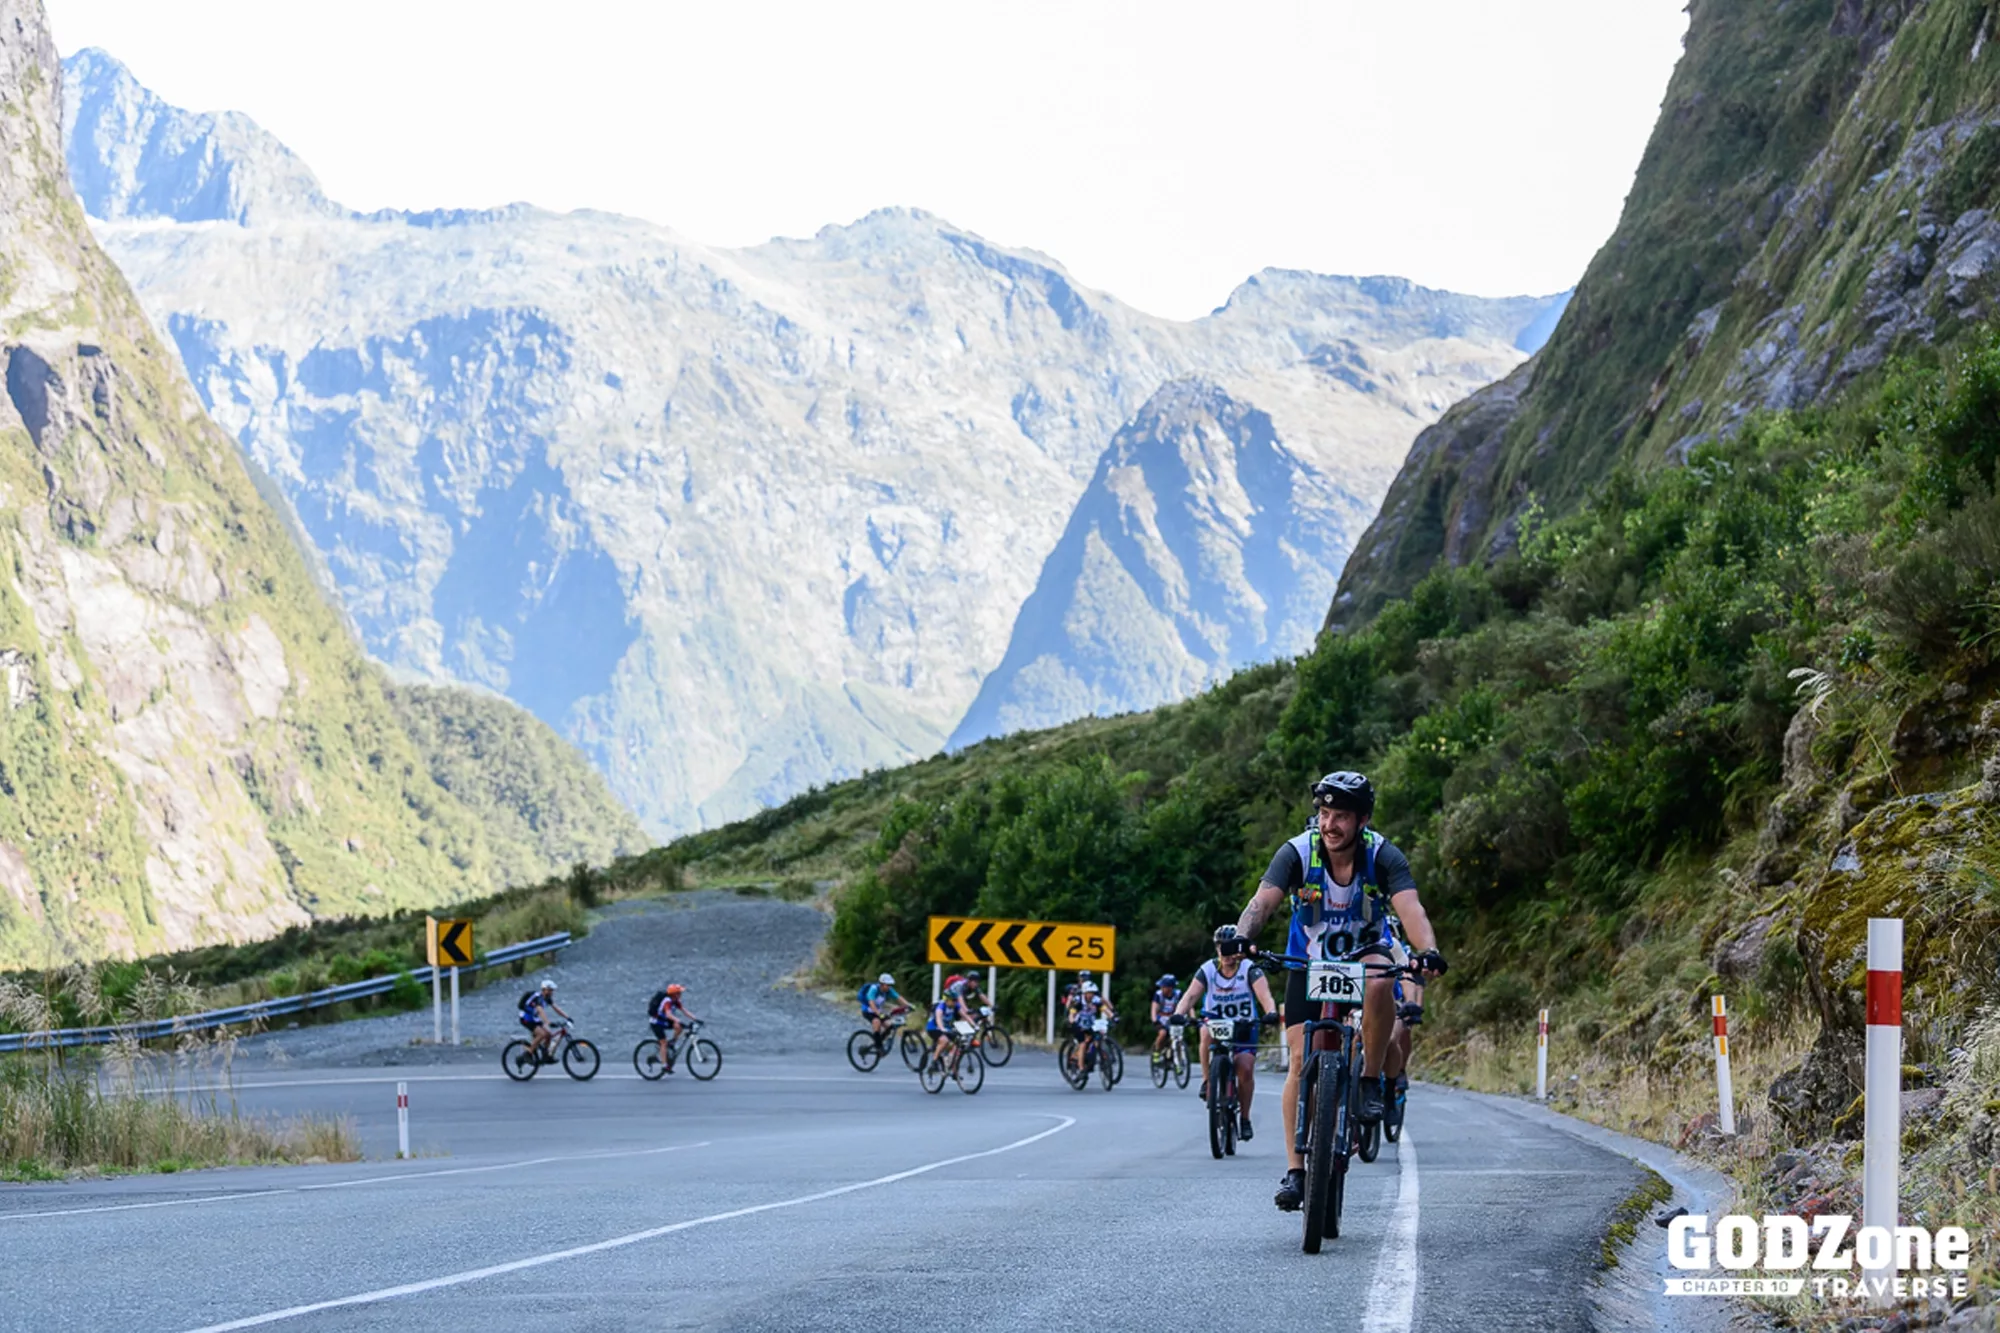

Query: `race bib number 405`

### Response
(1306, 961, 1365, 1005)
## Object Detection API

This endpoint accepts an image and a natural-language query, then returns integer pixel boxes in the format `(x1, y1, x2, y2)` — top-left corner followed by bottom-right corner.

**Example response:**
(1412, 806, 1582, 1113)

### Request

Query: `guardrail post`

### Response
(449, 967, 460, 1045)
(1712, 995, 1735, 1136)
(1535, 1007, 1549, 1100)
(397, 1082, 410, 1159)
(1863, 917, 1902, 1306)
(1046, 969, 1055, 1043)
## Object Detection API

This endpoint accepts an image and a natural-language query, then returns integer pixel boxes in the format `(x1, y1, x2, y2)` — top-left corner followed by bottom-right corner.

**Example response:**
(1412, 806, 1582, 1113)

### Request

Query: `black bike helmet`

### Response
(1311, 770, 1376, 817)
(1157, 973, 1176, 986)
(1213, 924, 1247, 955)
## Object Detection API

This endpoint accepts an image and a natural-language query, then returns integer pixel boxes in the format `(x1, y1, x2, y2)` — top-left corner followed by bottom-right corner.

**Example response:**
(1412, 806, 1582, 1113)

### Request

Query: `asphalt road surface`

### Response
(0, 1052, 1658, 1332)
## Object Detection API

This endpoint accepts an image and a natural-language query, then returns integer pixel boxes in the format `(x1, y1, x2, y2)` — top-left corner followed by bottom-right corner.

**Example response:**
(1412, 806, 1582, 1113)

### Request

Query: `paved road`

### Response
(0, 1052, 1649, 1332)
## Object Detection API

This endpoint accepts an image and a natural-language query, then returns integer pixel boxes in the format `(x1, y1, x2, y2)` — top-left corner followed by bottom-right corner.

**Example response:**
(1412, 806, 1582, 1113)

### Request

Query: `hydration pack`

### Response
(518, 990, 538, 1014)
(649, 990, 669, 1019)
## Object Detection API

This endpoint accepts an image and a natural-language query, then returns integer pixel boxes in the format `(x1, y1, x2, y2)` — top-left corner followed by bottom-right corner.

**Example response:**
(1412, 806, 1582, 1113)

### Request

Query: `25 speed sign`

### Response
(928, 916, 1116, 972)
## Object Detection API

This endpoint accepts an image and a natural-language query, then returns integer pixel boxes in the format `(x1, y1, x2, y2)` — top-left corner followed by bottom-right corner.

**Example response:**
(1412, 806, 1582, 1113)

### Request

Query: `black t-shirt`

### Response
(1262, 835, 1416, 899)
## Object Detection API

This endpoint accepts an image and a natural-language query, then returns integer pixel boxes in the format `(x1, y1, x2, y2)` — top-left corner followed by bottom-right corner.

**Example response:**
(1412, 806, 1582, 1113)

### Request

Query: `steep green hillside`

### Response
(387, 683, 649, 883)
(1333, 0, 2000, 625)
(0, 0, 638, 967)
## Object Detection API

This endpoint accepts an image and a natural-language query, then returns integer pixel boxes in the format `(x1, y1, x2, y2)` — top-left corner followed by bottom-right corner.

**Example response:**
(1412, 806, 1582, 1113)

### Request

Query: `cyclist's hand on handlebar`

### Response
(1412, 949, 1447, 977)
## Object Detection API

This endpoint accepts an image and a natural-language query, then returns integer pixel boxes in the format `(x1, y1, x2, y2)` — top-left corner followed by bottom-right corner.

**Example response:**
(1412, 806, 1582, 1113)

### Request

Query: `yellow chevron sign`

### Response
(426, 916, 474, 968)
(927, 916, 1115, 971)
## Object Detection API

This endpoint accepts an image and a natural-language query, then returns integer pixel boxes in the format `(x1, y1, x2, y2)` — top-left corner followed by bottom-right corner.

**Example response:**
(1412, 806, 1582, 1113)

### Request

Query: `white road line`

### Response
(1361, 1130, 1419, 1333)
(181, 1114, 1078, 1333)
(0, 1141, 708, 1222)
(153, 1072, 877, 1093)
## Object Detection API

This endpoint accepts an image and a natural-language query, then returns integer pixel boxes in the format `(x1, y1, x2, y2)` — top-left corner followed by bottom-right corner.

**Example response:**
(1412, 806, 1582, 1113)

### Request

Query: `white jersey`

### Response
(1197, 959, 1263, 1022)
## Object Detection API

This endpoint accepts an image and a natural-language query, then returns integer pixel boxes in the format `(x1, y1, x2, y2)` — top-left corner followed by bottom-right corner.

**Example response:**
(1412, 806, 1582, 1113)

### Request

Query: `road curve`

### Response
(0, 1054, 1646, 1332)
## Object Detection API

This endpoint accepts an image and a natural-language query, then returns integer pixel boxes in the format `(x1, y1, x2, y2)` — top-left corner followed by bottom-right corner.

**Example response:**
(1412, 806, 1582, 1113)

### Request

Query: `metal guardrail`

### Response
(0, 931, 573, 1053)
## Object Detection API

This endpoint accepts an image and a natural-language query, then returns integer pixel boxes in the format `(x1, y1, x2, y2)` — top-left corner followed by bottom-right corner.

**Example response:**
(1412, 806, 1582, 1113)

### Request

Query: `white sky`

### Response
(45, 0, 1689, 321)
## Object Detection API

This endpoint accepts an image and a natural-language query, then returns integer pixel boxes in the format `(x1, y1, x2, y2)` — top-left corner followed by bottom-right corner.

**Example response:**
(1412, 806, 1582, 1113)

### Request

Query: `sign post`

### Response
(1046, 969, 1056, 1043)
(1535, 1008, 1549, 1101)
(1862, 917, 1903, 1306)
(1711, 995, 1735, 1136)
(426, 917, 474, 1045)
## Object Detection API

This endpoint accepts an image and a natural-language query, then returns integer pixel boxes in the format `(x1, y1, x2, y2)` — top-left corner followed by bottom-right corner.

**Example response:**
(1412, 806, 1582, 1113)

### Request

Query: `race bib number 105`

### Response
(1306, 961, 1365, 1005)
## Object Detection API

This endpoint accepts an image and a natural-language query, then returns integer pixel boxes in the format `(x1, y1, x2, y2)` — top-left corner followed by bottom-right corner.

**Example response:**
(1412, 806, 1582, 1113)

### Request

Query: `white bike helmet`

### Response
(1081, 981, 1098, 994)
(539, 978, 557, 991)
(878, 973, 894, 985)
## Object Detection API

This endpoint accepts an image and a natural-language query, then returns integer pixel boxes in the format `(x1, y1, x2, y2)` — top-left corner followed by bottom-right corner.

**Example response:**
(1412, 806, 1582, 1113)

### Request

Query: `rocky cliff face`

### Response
(1332, 0, 2000, 625)
(0, 1, 639, 967)
(65, 51, 1566, 833)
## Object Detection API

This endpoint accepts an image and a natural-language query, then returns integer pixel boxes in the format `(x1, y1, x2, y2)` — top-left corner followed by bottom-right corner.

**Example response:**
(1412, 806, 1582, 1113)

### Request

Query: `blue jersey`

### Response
(1151, 986, 1180, 1019)
(860, 982, 901, 1010)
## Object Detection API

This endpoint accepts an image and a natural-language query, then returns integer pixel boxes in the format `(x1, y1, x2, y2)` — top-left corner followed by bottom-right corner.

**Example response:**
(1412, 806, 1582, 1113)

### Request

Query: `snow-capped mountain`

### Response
(63, 49, 1565, 834)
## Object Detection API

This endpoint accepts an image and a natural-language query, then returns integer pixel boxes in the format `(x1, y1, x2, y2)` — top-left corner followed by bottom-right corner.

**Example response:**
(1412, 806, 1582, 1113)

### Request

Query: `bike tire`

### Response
(899, 1030, 926, 1071)
(920, 1053, 947, 1094)
(633, 1041, 668, 1080)
(563, 1038, 601, 1080)
(1207, 1051, 1228, 1159)
(847, 1031, 883, 1073)
(956, 1048, 986, 1094)
(1106, 1040, 1125, 1086)
(686, 1039, 723, 1081)
(502, 1040, 539, 1081)
(1058, 1040, 1087, 1090)
(1098, 1043, 1115, 1091)
(1302, 1053, 1343, 1253)
(1385, 1084, 1406, 1143)
(981, 1025, 1012, 1067)
(1150, 1047, 1169, 1089)
(1173, 1041, 1191, 1089)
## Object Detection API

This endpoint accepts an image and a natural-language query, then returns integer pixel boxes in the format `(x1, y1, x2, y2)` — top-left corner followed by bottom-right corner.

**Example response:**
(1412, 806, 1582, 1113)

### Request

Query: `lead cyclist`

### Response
(1234, 771, 1446, 1212)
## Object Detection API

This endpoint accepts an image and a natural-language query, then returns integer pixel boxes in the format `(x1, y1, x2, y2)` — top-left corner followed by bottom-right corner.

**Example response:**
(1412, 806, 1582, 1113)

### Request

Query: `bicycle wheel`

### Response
(633, 1041, 668, 1080)
(1385, 1082, 1406, 1143)
(1106, 1040, 1125, 1086)
(685, 1038, 723, 1080)
(1358, 1077, 1382, 1163)
(1207, 1051, 1229, 1159)
(981, 1025, 1012, 1067)
(1098, 1045, 1115, 1091)
(1058, 1041, 1087, 1090)
(899, 1030, 926, 1071)
(847, 1031, 883, 1073)
(563, 1038, 601, 1080)
(955, 1047, 985, 1094)
(1303, 1053, 1344, 1253)
(502, 1040, 539, 1081)
(920, 1051, 947, 1093)
(1150, 1045, 1169, 1089)
(1173, 1039, 1191, 1089)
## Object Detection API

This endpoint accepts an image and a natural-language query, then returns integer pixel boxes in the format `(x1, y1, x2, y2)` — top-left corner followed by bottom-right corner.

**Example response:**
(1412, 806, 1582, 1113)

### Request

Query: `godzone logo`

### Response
(1666, 1214, 1970, 1299)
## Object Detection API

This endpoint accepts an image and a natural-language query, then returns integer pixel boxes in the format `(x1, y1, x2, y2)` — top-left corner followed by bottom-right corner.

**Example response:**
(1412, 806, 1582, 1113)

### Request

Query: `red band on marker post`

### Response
(1866, 969, 1902, 1027)
(1712, 1014, 1727, 1037)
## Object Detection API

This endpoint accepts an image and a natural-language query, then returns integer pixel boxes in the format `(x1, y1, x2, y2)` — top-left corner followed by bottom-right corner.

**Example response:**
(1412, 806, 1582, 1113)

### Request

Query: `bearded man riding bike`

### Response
(1233, 771, 1445, 1212)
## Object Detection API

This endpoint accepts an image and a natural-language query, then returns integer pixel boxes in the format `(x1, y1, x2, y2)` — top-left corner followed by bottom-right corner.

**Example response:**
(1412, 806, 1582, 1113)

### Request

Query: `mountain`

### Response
(1332, 0, 2000, 625)
(60, 49, 1568, 834)
(0, 0, 642, 967)
(950, 375, 1377, 745)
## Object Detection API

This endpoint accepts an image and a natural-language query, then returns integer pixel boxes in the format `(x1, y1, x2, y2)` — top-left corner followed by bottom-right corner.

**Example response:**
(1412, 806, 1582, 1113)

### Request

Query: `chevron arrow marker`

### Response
(996, 922, 1026, 965)
(933, 919, 964, 962)
(1027, 924, 1057, 967)
(964, 920, 995, 963)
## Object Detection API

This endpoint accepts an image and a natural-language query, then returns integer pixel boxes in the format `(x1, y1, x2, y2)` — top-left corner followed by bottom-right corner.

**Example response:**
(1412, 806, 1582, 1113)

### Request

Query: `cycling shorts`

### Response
(648, 1019, 673, 1037)
(518, 1014, 539, 1030)
(1282, 941, 1392, 1028)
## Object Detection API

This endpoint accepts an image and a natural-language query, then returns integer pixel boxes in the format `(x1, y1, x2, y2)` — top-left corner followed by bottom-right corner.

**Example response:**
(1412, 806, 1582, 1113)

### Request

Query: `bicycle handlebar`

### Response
(1248, 946, 1434, 981)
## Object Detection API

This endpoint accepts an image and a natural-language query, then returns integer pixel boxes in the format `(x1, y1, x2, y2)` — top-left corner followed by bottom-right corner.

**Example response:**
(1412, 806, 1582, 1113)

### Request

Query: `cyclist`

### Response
(1067, 980, 1114, 1076)
(518, 978, 570, 1062)
(1058, 969, 1094, 1019)
(859, 972, 907, 1038)
(1175, 925, 1278, 1140)
(927, 977, 977, 1069)
(1149, 973, 1181, 1057)
(1232, 771, 1445, 1212)
(648, 983, 699, 1070)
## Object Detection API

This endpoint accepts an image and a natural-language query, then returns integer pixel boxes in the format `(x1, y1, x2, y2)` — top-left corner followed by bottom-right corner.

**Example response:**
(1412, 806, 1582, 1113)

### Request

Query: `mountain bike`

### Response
(1256, 949, 1416, 1252)
(846, 1009, 908, 1072)
(971, 1005, 1012, 1067)
(1059, 1017, 1121, 1091)
(1149, 1021, 1191, 1089)
(918, 1021, 985, 1094)
(633, 1019, 722, 1081)
(504, 1019, 600, 1081)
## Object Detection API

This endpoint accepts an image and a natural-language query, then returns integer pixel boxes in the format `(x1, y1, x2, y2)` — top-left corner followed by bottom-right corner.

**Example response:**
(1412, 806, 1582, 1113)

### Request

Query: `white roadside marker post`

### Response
(1536, 1008, 1549, 1101)
(449, 966, 460, 1045)
(988, 966, 997, 1010)
(1712, 995, 1736, 1136)
(932, 963, 941, 1007)
(431, 965, 441, 1045)
(1046, 969, 1056, 1043)
(1862, 917, 1903, 1306)
(396, 1082, 410, 1159)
